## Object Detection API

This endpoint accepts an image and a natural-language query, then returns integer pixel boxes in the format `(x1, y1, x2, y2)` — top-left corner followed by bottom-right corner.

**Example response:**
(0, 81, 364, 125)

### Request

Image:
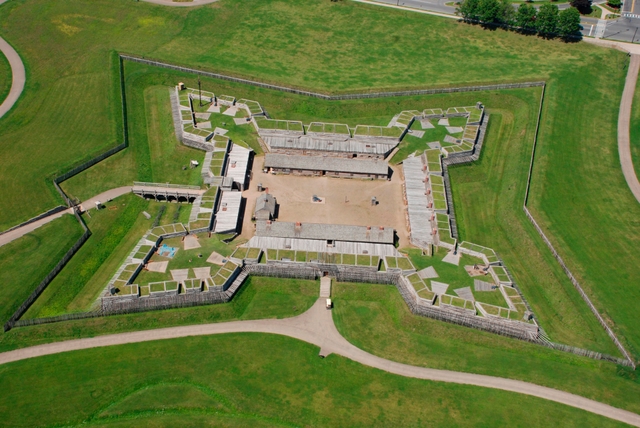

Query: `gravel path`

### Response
(0, 186, 132, 248)
(618, 54, 640, 204)
(0, 34, 25, 119)
(1, 299, 639, 426)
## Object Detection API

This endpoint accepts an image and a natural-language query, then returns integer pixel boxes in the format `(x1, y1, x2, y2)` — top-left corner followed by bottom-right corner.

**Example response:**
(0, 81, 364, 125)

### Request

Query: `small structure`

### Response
(190, 160, 199, 169)
(254, 193, 276, 221)
(213, 191, 243, 234)
(225, 145, 252, 191)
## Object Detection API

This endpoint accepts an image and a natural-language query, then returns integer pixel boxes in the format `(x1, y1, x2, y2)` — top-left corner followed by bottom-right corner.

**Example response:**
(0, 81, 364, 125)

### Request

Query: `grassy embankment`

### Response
(0, 333, 629, 428)
(332, 282, 640, 417)
(0, 215, 82, 324)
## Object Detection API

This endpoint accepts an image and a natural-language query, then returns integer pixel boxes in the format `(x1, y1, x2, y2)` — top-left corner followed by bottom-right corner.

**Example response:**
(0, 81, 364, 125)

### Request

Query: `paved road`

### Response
(0, 298, 639, 426)
(0, 35, 25, 119)
(617, 54, 640, 203)
(0, 186, 132, 248)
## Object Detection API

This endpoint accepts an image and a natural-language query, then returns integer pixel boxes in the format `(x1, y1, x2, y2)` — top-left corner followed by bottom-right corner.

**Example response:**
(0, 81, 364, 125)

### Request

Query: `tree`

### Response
(570, 0, 592, 14)
(536, 3, 559, 35)
(477, 0, 503, 23)
(516, 3, 537, 32)
(457, 0, 481, 21)
(500, 0, 516, 25)
(608, 0, 622, 9)
(558, 7, 582, 38)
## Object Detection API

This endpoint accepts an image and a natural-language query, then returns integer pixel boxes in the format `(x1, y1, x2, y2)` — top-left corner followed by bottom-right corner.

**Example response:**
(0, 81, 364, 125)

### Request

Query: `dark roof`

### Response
(264, 154, 389, 175)
(256, 221, 394, 244)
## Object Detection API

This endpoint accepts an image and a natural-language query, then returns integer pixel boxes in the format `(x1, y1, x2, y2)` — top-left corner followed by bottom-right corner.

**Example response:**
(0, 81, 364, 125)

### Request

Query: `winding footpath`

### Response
(618, 54, 640, 204)
(0, 34, 24, 119)
(1, 299, 639, 426)
(0, 186, 131, 248)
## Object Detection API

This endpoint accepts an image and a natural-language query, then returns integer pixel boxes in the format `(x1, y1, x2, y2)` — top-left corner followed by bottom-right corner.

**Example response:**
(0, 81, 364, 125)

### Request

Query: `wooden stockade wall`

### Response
(0, 205, 68, 237)
(4, 209, 91, 332)
(120, 54, 545, 100)
(4, 56, 131, 331)
(519, 84, 636, 368)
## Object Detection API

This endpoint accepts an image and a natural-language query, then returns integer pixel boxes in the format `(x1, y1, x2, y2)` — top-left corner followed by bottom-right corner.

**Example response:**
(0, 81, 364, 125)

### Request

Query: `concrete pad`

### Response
(437, 118, 450, 126)
(417, 266, 438, 279)
(320, 276, 331, 298)
(223, 106, 238, 117)
(474, 279, 495, 291)
(207, 105, 221, 113)
(214, 127, 229, 136)
(197, 121, 212, 129)
(183, 234, 201, 250)
(420, 119, 435, 129)
(192, 266, 211, 280)
(443, 135, 458, 144)
(454, 286, 475, 301)
(206, 251, 226, 265)
(234, 117, 250, 125)
(427, 142, 441, 150)
(410, 130, 425, 139)
(442, 250, 461, 266)
(171, 269, 190, 281)
(446, 126, 464, 134)
(431, 281, 449, 295)
(195, 112, 211, 120)
(147, 261, 168, 273)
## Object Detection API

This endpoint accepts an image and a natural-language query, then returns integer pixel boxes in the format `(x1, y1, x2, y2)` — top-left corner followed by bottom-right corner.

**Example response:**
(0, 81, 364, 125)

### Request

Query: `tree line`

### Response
(456, 0, 583, 39)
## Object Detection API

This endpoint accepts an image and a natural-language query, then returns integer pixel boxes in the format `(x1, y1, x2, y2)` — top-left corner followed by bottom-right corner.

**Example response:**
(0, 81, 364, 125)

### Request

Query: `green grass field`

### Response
(0, 48, 10, 107)
(0, 275, 318, 352)
(0, 214, 82, 324)
(0, 333, 628, 427)
(332, 282, 640, 415)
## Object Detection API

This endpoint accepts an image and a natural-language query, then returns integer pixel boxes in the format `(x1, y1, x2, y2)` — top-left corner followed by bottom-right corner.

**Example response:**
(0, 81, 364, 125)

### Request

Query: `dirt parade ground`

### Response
(240, 155, 410, 246)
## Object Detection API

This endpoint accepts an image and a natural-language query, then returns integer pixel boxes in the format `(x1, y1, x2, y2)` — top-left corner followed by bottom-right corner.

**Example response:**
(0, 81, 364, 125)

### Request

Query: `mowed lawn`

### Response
(0, 214, 82, 324)
(332, 282, 640, 416)
(0, 334, 629, 427)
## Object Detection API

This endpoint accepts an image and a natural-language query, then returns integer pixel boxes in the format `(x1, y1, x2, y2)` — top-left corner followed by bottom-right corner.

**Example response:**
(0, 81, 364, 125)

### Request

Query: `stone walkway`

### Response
(0, 298, 639, 426)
